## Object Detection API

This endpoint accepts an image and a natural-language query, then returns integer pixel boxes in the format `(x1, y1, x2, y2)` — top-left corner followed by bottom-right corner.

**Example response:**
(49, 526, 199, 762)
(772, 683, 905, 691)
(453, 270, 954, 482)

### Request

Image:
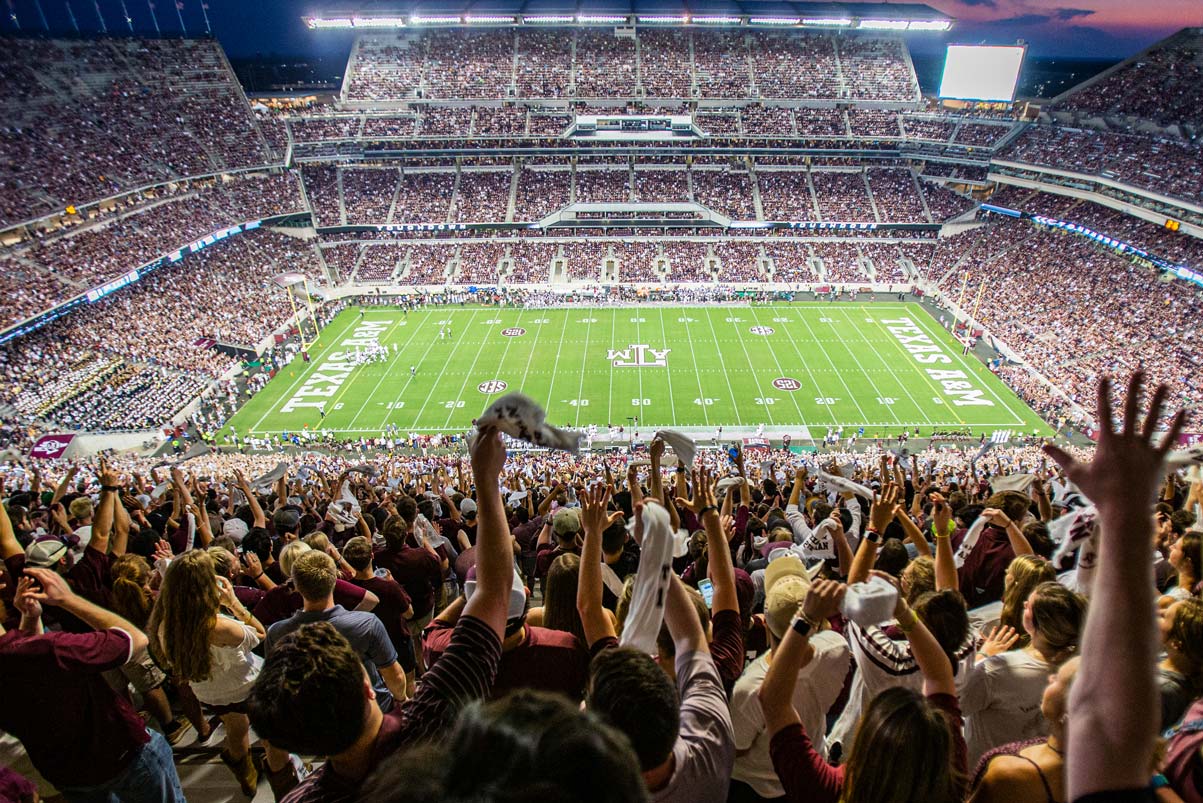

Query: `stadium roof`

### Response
(306, 1, 952, 29)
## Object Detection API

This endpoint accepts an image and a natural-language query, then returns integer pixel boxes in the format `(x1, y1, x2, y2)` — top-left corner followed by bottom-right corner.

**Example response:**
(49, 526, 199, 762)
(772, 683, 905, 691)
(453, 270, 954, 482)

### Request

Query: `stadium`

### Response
(0, 3, 1201, 802)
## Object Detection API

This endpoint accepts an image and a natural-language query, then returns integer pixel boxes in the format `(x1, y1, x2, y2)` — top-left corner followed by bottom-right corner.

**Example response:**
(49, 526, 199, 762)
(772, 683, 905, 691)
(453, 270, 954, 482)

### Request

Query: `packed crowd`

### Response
(0, 229, 324, 432)
(1003, 125, 1203, 207)
(935, 215, 1203, 411)
(0, 37, 276, 228)
(1052, 28, 1203, 130)
(341, 29, 921, 102)
(0, 173, 305, 330)
(0, 373, 1199, 803)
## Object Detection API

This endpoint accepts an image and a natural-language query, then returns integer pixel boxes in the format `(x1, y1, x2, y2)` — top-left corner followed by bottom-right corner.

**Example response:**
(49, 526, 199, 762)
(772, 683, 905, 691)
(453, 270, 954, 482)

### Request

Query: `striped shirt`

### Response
(282, 615, 501, 803)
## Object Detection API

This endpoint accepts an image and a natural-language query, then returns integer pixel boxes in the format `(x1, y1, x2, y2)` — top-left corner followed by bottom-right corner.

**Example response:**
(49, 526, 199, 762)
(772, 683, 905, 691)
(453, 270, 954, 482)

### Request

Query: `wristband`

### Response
(101, 485, 120, 493)
(864, 528, 882, 544)
(698, 505, 719, 518)
(253, 573, 265, 581)
(897, 608, 920, 633)
(1151, 774, 1170, 790)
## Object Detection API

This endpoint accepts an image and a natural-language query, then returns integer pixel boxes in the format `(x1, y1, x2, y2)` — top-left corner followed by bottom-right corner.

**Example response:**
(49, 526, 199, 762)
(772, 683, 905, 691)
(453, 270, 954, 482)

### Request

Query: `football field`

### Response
(222, 302, 1051, 441)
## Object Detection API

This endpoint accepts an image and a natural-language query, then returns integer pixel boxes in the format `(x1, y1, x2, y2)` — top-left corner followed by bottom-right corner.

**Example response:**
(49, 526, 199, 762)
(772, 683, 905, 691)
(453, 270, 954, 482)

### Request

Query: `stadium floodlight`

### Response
(857, 19, 910, 30)
(410, 14, 462, 24)
(801, 17, 852, 26)
(909, 20, 951, 31)
(523, 14, 574, 23)
(577, 14, 627, 23)
(638, 15, 687, 23)
(749, 16, 799, 25)
(351, 16, 406, 28)
(691, 15, 739, 24)
(305, 16, 354, 28)
(466, 14, 515, 23)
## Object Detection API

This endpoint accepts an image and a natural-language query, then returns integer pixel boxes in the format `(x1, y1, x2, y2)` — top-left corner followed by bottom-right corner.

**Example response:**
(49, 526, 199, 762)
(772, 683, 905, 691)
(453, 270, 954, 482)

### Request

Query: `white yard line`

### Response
(573, 310, 594, 428)
(542, 308, 571, 411)
(344, 314, 426, 431)
(746, 305, 807, 425)
(412, 309, 483, 426)
(700, 306, 744, 426)
(247, 312, 365, 434)
(725, 306, 777, 427)
(840, 305, 941, 429)
(906, 306, 1029, 427)
(792, 307, 875, 424)
(771, 306, 839, 425)
(664, 306, 708, 427)
(440, 309, 517, 429)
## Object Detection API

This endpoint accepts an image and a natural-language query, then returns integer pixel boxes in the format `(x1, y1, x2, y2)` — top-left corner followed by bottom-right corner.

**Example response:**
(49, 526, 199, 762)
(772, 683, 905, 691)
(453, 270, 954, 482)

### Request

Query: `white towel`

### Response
(476, 393, 583, 453)
(654, 430, 697, 469)
(620, 504, 684, 655)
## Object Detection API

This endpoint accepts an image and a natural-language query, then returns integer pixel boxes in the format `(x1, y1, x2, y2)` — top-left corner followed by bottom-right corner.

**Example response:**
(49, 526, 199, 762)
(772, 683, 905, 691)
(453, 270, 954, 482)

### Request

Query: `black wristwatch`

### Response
(101, 485, 120, 493)
(791, 615, 815, 638)
(864, 528, 882, 544)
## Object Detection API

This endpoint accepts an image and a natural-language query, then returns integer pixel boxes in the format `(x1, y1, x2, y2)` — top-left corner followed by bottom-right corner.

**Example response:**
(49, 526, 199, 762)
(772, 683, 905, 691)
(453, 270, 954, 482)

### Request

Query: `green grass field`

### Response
(222, 302, 1051, 442)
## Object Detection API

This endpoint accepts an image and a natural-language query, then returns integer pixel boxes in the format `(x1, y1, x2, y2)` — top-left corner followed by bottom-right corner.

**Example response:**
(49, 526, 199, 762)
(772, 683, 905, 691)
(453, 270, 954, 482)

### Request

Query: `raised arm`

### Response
(663, 572, 707, 656)
(675, 467, 737, 615)
(876, 570, 956, 696)
(234, 469, 267, 529)
(931, 493, 959, 592)
(1045, 372, 1187, 799)
(578, 485, 624, 647)
(848, 484, 899, 585)
(463, 426, 512, 641)
(0, 479, 22, 561)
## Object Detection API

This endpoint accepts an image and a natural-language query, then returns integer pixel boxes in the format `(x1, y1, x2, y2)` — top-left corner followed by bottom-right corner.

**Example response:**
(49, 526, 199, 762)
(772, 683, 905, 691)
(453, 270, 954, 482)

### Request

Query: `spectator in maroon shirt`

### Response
(949, 492, 1036, 608)
(343, 535, 416, 696)
(246, 425, 515, 801)
(424, 564, 590, 701)
(0, 568, 184, 802)
(374, 498, 444, 675)
(535, 507, 584, 589)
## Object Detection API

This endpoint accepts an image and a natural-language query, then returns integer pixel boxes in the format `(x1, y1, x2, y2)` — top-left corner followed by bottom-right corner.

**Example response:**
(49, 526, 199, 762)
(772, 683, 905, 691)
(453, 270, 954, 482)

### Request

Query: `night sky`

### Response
(0, 0, 1197, 59)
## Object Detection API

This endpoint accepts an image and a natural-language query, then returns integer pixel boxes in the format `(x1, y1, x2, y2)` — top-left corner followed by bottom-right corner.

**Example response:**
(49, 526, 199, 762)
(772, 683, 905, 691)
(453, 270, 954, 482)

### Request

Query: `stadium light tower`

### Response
(273, 273, 321, 355)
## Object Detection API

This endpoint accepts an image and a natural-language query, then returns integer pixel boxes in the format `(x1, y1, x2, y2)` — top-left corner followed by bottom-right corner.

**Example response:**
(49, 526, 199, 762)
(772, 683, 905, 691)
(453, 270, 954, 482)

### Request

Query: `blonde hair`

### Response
(110, 554, 154, 629)
(1000, 555, 1056, 647)
(279, 541, 313, 578)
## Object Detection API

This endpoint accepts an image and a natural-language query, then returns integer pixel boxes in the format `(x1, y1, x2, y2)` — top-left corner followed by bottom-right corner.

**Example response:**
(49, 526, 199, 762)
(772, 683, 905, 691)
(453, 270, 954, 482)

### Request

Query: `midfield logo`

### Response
(607, 344, 671, 368)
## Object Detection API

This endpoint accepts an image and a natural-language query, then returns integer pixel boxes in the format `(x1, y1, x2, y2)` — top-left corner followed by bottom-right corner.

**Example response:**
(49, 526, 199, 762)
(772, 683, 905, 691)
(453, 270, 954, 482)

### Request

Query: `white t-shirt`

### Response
(828, 621, 977, 753)
(961, 648, 1052, 765)
(187, 615, 264, 706)
(730, 630, 850, 797)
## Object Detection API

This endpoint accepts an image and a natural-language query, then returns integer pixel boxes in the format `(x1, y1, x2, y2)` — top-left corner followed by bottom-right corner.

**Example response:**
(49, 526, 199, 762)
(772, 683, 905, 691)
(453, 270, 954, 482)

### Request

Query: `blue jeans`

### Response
(60, 730, 184, 803)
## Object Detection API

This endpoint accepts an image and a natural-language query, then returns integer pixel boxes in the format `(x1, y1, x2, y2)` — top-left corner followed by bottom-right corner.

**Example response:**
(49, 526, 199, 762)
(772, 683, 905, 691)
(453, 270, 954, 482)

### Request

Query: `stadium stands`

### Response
(339, 29, 920, 103)
(0, 37, 276, 229)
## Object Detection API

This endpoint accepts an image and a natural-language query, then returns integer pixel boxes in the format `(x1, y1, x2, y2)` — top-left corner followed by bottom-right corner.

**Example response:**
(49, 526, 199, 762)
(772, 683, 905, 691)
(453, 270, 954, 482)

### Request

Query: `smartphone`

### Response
(698, 578, 714, 609)
(727, 446, 740, 464)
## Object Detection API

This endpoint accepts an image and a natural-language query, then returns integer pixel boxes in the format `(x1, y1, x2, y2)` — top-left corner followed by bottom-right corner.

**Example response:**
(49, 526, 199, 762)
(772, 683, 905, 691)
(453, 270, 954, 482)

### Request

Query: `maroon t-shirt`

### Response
(957, 525, 1015, 608)
(252, 578, 367, 627)
(67, 546, 114, 609)
(349, 576, 412, 652)
(0, 628, 149, 788)
(374, 545, 441, 619)
(423, 621, 589, 701)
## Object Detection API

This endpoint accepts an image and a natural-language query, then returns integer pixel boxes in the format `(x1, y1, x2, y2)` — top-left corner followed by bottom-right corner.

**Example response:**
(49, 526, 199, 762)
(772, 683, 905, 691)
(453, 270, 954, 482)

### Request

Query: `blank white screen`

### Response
(938, 45, 1025, 101)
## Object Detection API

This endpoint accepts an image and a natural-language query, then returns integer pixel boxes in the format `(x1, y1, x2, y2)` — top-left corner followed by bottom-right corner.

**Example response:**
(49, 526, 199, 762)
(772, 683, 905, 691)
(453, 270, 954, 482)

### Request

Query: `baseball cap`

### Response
(552, 507, 581, 537)
(464, 565, 528, 620)
(460, 498, 478, 517)
(223, 518, 250, 543)
(763, 554, 822, 639)
(25, 536, 68, 568)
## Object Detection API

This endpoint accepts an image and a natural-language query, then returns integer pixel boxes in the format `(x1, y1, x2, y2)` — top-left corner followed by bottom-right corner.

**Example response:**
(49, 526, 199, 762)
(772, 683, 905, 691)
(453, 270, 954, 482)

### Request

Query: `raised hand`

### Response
(1044, 371, 1188, 514)
(931, 491, 952, 534)
(581, 484, 624, 535)
(24, 567, 75, 607)
(801, 579, 846, 623)
(13, 576, 42, 621)
(470, 425, 506, 484)
(674, 466, 717, 515)
(869, 483, 901, 532)
(981, 624, 1021, 657)
(980, 507, 1012, 528)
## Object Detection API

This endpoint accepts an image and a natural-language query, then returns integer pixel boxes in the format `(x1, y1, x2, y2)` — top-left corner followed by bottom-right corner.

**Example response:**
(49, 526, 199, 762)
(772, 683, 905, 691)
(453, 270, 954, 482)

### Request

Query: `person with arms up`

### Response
(1041, 372, 1189, 803)
(247, 424, 512, 802)
(0, 569, 184, 802)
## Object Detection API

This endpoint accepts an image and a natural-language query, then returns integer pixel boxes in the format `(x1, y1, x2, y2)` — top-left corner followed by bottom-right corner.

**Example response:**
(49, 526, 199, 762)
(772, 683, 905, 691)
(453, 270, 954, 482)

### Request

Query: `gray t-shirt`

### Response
(652, 649, 735, 803)
(267, 604, 399, 711)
